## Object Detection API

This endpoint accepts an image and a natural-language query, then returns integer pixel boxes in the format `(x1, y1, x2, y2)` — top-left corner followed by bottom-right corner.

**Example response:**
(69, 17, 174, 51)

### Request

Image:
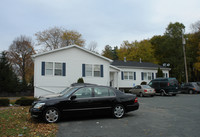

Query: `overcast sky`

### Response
(0, 0, 200, 53)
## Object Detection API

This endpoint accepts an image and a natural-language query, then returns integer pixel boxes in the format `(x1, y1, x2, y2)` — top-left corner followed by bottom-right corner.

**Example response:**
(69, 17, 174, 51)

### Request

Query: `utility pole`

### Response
(182, 29, 188, 83)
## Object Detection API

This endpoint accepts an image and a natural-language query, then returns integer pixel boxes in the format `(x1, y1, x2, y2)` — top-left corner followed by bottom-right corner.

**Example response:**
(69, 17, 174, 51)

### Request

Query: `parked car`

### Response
(129, 85, 155, 97)
(181, 82, 200, 94)
(30, 85, 139, 123)
(148, 78, 179, 96)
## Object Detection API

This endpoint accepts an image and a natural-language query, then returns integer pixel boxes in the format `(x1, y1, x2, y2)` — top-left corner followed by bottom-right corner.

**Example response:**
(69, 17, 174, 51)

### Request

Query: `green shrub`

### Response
(141, 81, 147, 85)
(0, 99, 9, 106)
(15, 97, 37, 106)
(77, 78, 84, 83)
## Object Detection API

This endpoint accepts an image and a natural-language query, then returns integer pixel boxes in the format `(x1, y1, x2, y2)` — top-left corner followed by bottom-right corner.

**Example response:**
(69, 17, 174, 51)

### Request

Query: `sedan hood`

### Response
(39, 93, 62, 99)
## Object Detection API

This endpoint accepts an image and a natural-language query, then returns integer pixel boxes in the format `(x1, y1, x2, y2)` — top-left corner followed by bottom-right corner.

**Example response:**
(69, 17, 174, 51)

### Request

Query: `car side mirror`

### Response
(70, 95, 76, 100)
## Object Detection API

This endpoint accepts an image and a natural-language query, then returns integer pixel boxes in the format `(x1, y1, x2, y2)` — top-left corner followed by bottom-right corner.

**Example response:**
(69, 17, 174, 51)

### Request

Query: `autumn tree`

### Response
(151, 22, 185, 82)
(117, 40, 157, 63)
(35, 27, 85, 51)
(7, 35, 35, 91)
(187, 21, 200, 81)
(62, 30, 85, 47)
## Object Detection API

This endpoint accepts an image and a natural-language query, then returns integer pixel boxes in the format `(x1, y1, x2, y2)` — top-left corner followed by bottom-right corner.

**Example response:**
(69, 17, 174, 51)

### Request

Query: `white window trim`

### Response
(45, 62, 64, 76)
(123, 71, 135, 80)
(85, 64, 101, 78)
(143, 72, 152, 80)
(85, 64, 93, 77)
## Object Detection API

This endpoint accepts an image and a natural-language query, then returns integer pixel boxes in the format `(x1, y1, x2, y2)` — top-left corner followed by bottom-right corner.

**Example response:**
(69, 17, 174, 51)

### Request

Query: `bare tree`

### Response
(87, 41, 98, 53)
(35, 27, 64, 50)
(191, 20, 200, 33)
(35, 27, 85, 51)
(8, 35, 35, 86)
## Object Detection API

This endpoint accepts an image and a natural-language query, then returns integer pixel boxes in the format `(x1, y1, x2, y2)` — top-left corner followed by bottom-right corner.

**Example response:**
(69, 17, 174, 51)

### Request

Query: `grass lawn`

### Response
(0, 106, 58, 137)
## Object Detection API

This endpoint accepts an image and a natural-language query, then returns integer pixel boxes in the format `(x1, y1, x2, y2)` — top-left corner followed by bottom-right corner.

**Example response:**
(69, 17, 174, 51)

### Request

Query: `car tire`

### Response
(44, 107, 60, 123)
(161, 91, 165, 96)
(113, 104, 125, 118)
(139, 92, 144, 97)
(189, 90, 193, 94)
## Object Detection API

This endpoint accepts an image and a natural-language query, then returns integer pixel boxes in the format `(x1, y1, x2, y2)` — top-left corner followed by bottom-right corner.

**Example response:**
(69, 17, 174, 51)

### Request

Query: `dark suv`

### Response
(181, 82, 200, 94)
(148, 78, 179, 96)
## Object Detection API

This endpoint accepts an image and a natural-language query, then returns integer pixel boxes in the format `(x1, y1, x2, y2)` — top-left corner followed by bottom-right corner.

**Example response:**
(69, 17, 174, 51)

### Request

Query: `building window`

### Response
(54, 63, 62, 76)
(129, 72, 134, 80)
(85, 64, 92, 76)
(143, 72, 152, 80)
(123, 71, 135, 80)
(45, 62, 53, 75)
(124, 72, 128, 80)
(94, 65, 101, 77)
(42, 62, 65, 76)
(83, 64, 103, 77)
(148, 72, 152, 80)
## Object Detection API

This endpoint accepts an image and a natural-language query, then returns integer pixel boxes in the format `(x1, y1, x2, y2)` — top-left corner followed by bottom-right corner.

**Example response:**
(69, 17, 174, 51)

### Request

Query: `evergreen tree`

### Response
(0, 51, 20, 93)
(157, 67, 164, 78)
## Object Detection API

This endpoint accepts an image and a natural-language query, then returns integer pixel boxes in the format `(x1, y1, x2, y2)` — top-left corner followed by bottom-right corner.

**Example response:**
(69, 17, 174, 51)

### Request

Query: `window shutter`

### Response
(41, 62, 45, 76)
(141, 72, 144, 80)
(134, 72, 136, 80)
(82, 64, 85, 77)
(121, 72, 124, 80)
(152, 73, 154, 80)
(100, 65, 104, 77)
(62, 63, 66, 76)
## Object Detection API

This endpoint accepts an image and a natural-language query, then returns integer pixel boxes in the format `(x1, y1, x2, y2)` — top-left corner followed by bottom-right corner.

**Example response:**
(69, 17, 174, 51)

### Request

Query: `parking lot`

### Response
(57, 94, 200, 137)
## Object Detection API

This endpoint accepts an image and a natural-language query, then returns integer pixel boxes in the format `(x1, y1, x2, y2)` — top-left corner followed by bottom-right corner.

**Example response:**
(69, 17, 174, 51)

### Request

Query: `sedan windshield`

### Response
(62, 87, 79, 97)
(60, 87, 70, 94)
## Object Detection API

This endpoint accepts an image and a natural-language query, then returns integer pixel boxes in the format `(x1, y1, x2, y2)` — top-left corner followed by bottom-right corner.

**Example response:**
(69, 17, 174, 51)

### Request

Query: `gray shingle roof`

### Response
(111, 60, 168, 69)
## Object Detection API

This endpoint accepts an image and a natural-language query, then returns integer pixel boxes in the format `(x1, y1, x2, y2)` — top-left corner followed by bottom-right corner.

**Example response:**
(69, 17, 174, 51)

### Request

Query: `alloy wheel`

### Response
(45, 108, 59, 123)
(113, 105, 124, 118)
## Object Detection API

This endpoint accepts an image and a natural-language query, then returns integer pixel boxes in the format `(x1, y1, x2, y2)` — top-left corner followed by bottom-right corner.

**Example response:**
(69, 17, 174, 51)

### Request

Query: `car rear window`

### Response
(141, 85, 151, 89)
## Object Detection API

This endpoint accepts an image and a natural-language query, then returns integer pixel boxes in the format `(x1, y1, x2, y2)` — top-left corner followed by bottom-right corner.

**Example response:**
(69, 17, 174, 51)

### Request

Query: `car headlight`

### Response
(34, 103, 45, 109)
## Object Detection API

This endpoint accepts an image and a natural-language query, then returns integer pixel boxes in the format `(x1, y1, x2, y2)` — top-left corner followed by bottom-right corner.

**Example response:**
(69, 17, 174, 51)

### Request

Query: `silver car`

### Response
(129, 85, 155, 97)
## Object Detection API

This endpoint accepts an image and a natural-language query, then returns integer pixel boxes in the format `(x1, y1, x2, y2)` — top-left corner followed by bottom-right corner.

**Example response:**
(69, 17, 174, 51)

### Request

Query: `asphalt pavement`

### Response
(57, 94, 200, 137)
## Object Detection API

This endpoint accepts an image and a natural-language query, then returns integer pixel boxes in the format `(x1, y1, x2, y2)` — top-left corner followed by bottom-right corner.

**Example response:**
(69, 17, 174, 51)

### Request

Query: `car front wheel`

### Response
(113, 105, 125, 118)
(189, 90, 193, 94)
(44, 107, 60, 123)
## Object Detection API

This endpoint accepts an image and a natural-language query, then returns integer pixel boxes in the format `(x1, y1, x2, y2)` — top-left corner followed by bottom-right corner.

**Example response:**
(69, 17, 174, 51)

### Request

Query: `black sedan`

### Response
(30, 85, 139, 123)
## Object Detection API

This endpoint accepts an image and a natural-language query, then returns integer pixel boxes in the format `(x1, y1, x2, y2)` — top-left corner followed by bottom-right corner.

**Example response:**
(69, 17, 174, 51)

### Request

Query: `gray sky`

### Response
(0, 0, 199, 53)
